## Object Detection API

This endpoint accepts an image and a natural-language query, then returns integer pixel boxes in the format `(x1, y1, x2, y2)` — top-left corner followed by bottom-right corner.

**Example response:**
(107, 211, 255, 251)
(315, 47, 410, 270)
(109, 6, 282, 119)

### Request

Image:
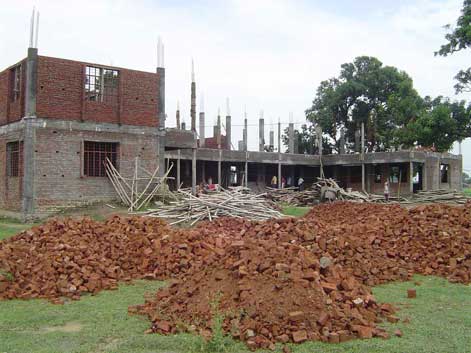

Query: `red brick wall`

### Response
(0, 59, 26, 126)
(36, 56, 159, 127)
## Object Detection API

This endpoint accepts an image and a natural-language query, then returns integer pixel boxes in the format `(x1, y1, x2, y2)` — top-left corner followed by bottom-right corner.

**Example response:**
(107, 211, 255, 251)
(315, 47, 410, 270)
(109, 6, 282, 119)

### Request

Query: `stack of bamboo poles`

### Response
(405, 189, 471, 204)
(105, 157, 173, 212)
(142, 187, 284, 225)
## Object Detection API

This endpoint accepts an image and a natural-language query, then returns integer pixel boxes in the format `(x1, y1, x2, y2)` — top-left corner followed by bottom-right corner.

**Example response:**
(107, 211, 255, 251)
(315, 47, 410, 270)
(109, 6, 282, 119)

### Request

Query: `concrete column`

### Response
(339, 128, 345, 154)
(269, 130, 274, 151)
(176, 105, 180, 130)
(191, 76, 196, 132)
(278, 121, 281, 153)
(157, 67, 166, 178)
(355, 129, 361, 153)
(259, 118, 265, 152)
(361, 164, 366, 192)
(192, 148, 196, 195)
(199, 112, 205, 147)
(217, 114, 221, 149)
(244, 152, 248, 187)
(288, 123, 294, 154)
(278, 162, 282, 188)
(176, 149, 181, 189)
(225, 115, 231, 150)
(243, 118, 248, 151)
(316, 125, 322, 156)
(218, 149, 222, 184)
(22, 47, 39, 219)
(422, 162, 427, 191)
(409, 161, 414, 194)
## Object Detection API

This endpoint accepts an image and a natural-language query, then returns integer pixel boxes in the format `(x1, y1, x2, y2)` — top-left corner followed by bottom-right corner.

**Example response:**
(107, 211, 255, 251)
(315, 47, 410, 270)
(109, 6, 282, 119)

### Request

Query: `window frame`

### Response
(389, 164, 407, 184)
(9, 65, 22, 103)
(6, 141, 23, 177)
(82, 141, 119, 178)
(84, 66, 119, 104)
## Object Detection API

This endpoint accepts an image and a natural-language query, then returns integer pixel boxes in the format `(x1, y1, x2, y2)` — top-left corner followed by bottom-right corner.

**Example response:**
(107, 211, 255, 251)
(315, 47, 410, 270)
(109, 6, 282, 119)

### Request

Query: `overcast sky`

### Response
(1, 0, 471, 170)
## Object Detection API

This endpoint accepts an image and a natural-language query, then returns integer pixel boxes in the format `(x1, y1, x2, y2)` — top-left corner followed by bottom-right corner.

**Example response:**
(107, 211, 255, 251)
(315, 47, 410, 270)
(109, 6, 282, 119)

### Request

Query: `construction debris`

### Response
(1, 201, 471, 349)
(266, 178, 469, 206)
(141, 187, 284, 224)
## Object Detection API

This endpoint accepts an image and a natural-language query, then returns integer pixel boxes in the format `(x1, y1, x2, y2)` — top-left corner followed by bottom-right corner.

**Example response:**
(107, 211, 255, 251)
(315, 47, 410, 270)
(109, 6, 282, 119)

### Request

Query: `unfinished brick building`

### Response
(0, 38, 463, 219)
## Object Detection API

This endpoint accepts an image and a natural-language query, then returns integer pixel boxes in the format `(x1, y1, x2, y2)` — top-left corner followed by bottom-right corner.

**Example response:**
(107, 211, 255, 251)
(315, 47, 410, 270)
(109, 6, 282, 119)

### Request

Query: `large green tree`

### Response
(400, 97, 471, 152)
(436, 0, 471, 93)
(304, 56, 423, 153)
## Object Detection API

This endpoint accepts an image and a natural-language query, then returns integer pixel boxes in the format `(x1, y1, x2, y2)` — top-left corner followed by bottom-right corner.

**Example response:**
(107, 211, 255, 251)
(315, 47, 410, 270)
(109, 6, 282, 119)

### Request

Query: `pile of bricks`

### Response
(0, 216, 232, 302)
(1, 201, 470, 349)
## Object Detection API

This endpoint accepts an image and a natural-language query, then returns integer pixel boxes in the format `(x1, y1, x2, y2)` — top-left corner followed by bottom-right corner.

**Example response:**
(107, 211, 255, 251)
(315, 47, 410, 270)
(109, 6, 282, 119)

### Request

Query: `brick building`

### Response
(0, 42, 463, 220)
(0, 44, 169, 218)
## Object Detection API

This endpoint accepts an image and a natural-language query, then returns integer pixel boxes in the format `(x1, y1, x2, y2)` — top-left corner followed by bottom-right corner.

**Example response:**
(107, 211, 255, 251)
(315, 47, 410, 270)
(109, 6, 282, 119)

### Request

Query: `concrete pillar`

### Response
(176, 104, 180, 130)
(361, 164, 366, 192)
(278, 121, 281, 153)
(238, 141, 244, 151)
(316, 125, 322, 156)
(422, 162, 427, 191)
(355, 129, 361, 153)
(278, 162, 282, 188)
(199, 112, 205, 147)
(218, 149, 222, 184)
(361, 123, 365, 192)
(192, 148, 196, 195)
(243, 118, 248, 151)
(339, 128, 345, 154)
(361, 123, 365, 155)
(288, 123, 294, 154)
(22, 47, 39, 219)
(245, 152, 248, 187)
(259, 118, 265, 152)
(176, 149, 181, 189)
(409, 161, 414, 194)
(226, 115, 231, 150)
(157, 66, 166, 178)
(181, 121, 186, 130)
(217, 113, 221, 149)
(191, 63, 196, 132)
(269, 130, 274, 151)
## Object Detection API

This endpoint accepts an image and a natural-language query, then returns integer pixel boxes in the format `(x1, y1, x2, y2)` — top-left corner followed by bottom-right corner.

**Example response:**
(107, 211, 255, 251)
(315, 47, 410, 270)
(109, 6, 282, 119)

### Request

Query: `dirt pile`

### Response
(0, 216, 233, 301)
(131, 237, 394, 349)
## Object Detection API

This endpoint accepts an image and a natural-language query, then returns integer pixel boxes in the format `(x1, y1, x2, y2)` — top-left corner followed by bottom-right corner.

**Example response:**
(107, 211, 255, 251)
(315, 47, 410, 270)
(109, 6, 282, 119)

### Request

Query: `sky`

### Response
(1, 0, 471, 170)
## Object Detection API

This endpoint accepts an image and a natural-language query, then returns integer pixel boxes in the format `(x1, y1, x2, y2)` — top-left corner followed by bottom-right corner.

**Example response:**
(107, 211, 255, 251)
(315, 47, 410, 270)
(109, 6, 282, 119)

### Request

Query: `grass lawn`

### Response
(281, 205, 311, 217)
(0, 217, 35, 241)
(1, 214, 471, 352)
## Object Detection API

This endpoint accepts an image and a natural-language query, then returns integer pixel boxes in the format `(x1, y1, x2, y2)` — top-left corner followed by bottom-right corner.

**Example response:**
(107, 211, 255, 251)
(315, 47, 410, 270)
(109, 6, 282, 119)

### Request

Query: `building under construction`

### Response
(0, 19, 463, 219)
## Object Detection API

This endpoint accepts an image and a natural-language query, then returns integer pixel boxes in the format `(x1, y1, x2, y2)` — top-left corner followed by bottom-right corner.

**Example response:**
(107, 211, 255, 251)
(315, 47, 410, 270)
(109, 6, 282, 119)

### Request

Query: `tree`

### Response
(399, 97, 471, 152)
(436, 0, 471, 93)
(305, 56, 423, 153)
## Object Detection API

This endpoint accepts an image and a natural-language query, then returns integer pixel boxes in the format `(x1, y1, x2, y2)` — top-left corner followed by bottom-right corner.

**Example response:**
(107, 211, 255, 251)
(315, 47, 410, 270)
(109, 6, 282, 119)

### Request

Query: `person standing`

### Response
(384, 181, 390, 202)
(281, 176, 286, 189)
(298, 176, 305, 191)
(271, 175, 278, 188)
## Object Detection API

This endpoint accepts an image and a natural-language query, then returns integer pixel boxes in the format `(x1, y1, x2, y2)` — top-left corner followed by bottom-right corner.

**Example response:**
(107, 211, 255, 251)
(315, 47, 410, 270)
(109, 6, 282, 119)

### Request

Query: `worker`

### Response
(281, 176, 286, 189)
(271, 175, 278, 188)
(384, 180, 389, 202)
(298, 176, 305, 191)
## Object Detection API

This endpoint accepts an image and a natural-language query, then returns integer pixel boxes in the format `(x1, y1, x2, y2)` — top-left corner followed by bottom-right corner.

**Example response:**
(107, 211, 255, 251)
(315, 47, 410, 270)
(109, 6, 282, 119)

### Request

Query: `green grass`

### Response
(463, 188, 471, 197)
(0, 217, 34, 241)
(282, 205, 311, 217)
